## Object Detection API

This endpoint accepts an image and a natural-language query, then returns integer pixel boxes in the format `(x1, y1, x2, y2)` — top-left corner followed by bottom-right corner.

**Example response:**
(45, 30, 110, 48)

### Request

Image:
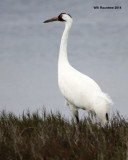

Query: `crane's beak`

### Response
(44, 16, 58, 23)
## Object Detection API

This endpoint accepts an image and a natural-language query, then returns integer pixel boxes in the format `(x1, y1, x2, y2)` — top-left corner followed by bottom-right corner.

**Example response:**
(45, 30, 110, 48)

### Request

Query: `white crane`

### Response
(44, 13, 113, 125)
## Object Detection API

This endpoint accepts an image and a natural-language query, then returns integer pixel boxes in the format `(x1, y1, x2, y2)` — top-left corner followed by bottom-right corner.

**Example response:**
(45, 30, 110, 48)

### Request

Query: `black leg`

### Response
(75, 115, 79, 123)
(106, 113, 109, 121)
(69, 104, 79, 124)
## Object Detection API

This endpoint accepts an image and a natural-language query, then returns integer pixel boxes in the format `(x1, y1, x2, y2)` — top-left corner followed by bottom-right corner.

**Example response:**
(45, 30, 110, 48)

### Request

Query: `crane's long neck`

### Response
(58, 21, 72, 65)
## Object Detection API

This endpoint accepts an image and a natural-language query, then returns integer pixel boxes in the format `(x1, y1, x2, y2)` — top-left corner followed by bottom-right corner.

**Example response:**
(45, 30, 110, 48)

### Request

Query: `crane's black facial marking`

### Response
(58, 13, 65, 22)
(58, 13, 72, 22)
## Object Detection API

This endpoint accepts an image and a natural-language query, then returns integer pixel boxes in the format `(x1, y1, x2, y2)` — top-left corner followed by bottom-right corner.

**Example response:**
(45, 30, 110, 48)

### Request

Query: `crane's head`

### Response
(44, 13, 72, 23)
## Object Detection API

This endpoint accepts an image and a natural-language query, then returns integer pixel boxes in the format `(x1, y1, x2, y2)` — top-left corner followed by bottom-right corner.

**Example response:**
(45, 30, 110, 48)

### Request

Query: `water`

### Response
(0, 0, 128, 118)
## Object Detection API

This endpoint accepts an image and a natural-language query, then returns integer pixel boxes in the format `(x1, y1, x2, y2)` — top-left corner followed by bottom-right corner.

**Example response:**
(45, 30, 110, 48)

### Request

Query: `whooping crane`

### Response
(44, 13, 113, 125)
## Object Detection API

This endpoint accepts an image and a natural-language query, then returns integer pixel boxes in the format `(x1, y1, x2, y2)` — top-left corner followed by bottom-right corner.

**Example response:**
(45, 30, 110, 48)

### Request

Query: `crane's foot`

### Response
(101, 127, 108, 136)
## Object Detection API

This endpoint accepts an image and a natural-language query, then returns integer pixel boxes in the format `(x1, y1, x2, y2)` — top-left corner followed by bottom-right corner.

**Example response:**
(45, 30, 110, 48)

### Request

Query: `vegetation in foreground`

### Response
(0, 109, 127, 160)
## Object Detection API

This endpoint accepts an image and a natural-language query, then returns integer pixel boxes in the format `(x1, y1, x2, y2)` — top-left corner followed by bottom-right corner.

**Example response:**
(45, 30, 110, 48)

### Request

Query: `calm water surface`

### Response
(0, 0, 128, 118)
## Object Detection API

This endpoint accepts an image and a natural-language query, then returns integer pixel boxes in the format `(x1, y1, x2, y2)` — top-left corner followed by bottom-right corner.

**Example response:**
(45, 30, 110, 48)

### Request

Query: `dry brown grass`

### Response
(0, 109, 127, 160)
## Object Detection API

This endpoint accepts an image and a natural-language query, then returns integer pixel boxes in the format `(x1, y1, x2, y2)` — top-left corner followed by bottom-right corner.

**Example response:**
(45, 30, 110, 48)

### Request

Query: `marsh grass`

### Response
(0, 109, 127, 160)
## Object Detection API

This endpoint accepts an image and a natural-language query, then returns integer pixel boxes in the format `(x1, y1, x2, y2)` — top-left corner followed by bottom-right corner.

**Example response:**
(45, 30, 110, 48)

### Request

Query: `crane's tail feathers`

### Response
(97, 92, 113, 106)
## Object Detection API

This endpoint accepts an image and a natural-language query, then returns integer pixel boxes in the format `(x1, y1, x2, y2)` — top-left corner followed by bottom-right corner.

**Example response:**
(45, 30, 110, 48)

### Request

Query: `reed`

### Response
(0, 109, 127, 160)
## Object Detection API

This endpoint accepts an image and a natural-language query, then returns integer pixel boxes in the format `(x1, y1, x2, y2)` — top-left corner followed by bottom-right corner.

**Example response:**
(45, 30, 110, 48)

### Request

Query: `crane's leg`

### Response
(69, 104, 79, 123)
(65, 100, 79, 123)
(69, 104, 80, 143)
(66, 102, 80, 142)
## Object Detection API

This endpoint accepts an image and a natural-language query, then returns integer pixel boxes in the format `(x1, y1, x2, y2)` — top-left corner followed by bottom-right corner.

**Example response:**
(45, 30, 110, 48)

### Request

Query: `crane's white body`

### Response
(57, 14, 112, 125)
(44, 13, 113, 125)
